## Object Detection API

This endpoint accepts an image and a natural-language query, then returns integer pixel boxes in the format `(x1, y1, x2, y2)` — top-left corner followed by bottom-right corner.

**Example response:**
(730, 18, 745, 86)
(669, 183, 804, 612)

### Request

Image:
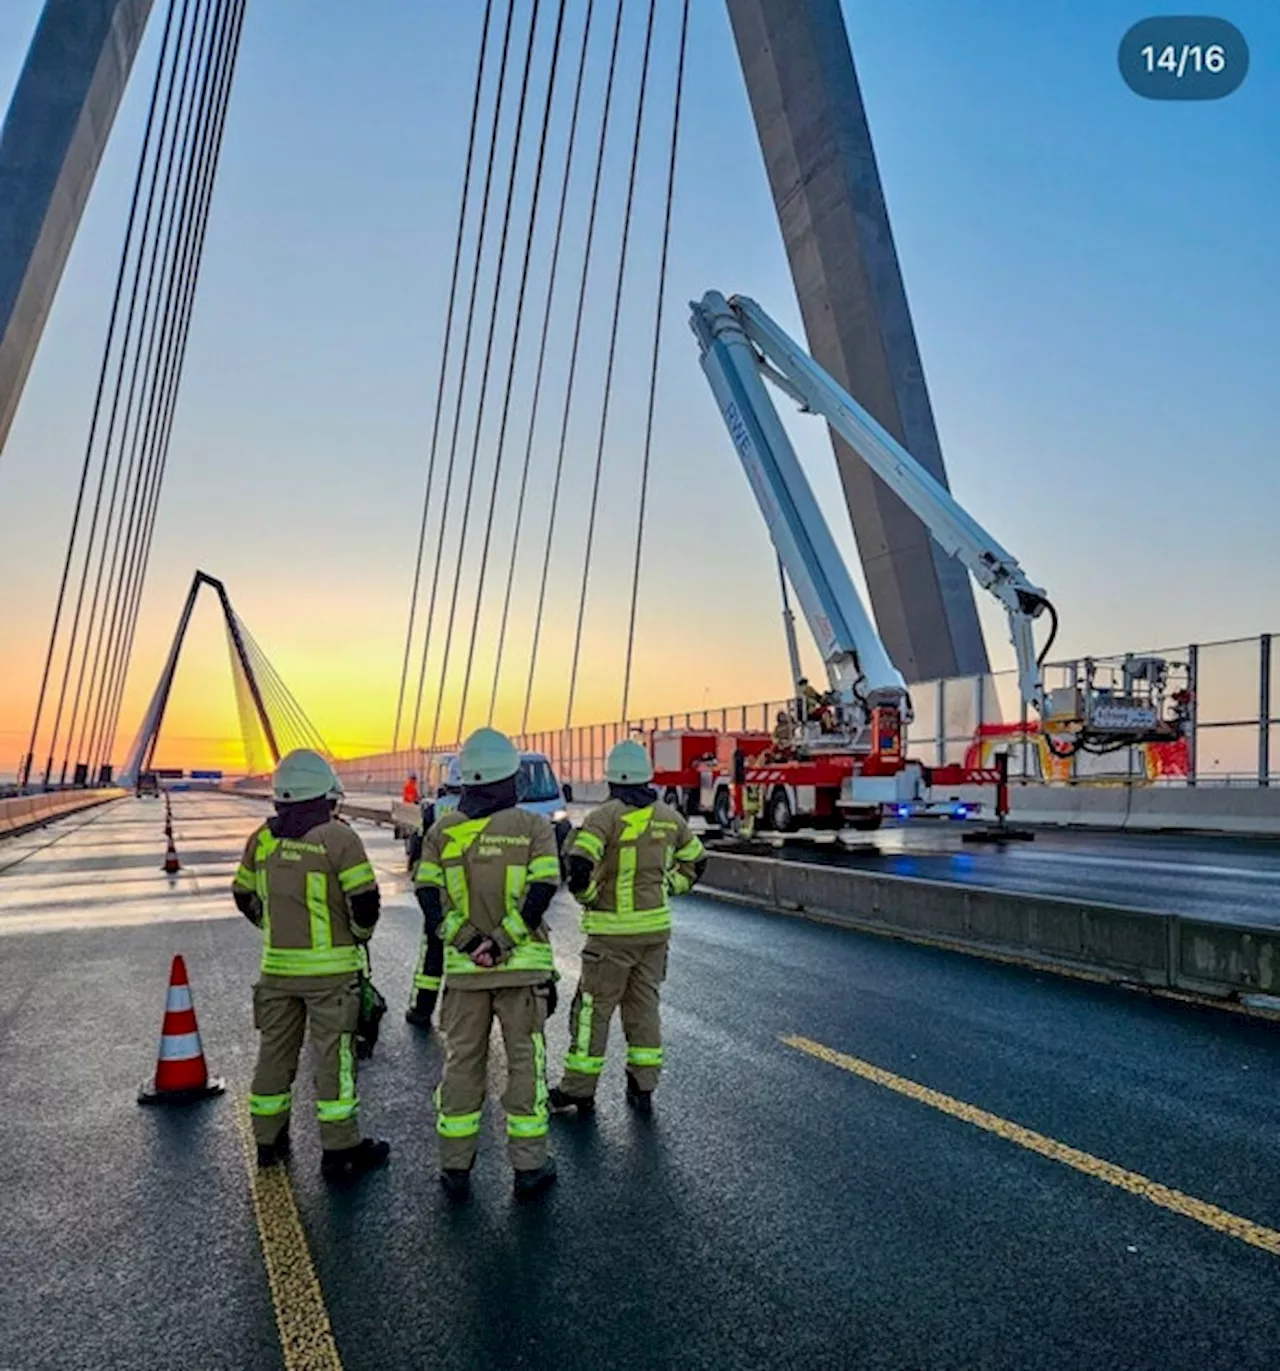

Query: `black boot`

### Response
(257, 1124, 290, 1167)
(548, 1086, 594, 1115)
(625, 1073, 653, 1116)
(440, 1168, 472, 1200)
(321, 1137, 390, 1180)
(405, 991, 437, 1028)
(513, 1157, 557, 1201)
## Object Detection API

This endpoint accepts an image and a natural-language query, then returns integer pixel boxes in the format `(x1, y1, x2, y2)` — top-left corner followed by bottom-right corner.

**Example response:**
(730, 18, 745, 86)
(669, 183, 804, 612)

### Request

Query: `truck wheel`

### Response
(712, 787, 732, 829)
(768, 788, 794, 833)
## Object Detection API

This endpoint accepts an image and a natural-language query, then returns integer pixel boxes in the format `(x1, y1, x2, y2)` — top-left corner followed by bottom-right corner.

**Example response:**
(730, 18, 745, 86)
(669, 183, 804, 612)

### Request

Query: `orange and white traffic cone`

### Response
(137, 954, 225, 1104)
(162, 833, 180, 873)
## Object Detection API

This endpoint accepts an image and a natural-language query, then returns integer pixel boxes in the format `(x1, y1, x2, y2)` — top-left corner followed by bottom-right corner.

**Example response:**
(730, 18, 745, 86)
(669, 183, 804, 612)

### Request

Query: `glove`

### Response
(467, 937, 499, 968)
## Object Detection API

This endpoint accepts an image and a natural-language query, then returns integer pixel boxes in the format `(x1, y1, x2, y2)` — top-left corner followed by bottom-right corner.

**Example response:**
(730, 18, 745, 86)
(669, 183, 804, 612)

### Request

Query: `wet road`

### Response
(2, 794, 1278, 1370)
(720, 824, 1280, 928)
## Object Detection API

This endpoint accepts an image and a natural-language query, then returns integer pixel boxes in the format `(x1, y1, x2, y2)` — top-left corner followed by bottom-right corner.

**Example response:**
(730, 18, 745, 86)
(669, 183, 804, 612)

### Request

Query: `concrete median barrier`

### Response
(700, 851, 1279, 1002)
(0, 788, 123, 839)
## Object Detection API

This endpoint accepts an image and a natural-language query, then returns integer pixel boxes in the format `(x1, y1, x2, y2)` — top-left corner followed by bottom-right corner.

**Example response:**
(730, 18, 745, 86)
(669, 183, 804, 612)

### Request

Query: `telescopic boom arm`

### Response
(690, 290, 909, 720)
(719, 292, 1053, 717)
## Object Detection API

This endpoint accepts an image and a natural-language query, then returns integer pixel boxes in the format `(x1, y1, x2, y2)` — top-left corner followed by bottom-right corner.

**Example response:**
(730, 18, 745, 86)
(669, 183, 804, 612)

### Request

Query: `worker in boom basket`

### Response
(416, 728, 561, 1201)
(232, 749, 390, 1180)
(549, 739, 706, 1117)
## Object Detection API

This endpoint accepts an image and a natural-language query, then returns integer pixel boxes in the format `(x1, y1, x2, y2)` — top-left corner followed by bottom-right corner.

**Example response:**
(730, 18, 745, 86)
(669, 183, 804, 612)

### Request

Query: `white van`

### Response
(394, 751, 574, 870)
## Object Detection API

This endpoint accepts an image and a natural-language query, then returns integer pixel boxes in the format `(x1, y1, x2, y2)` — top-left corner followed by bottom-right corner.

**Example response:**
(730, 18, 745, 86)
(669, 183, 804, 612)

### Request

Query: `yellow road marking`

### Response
(782, 1034, 1280, 1258)
(234, 1102, 345, 1370)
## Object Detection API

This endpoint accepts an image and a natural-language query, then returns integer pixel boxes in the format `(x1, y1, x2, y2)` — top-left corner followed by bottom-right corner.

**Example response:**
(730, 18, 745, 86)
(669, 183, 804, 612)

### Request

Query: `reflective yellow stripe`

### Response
(444, 941, 555, 977)
(254, 829, 278, 939)
(617, 845, 638, 917)
(674, 836, 704, 861)
(570, 830, 604, 861)
(617, 807, 653, 919)
(437, 1110, 482, 1138)
(338, 861, 375, 893)
(533, 1030, 548, 1118)
(339, 1032, 354, 1103)
(528, 855, 560, 882)
(502, 912, 530, 946)
(416, 860, 444, 887)
(627, 1045, 664, 1068)
(233, 863, 256, 891)
(316, 1098, 357, 1123)
(505, 862, 527, 928)
(619, 807, 655, 842)
(413, 974, 442, 991)
(306, 871, 331, 952)
(508, 1029, 548, 1137)
(261, 945, 363, 976)
(564, 1053, 605, 1075)
(317, 1032, 357, 1123)
(575, 992, 594, 1056)
(582, 907, 671, 936)
(249, 1091, 292, 1116)
(445, 866, 469, 923)
(441, 818, 489, 860)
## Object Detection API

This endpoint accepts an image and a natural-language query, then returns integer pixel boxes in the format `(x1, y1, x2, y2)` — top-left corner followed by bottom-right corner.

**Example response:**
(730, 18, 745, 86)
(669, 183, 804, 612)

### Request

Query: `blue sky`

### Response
(1, 0, 1277, 768)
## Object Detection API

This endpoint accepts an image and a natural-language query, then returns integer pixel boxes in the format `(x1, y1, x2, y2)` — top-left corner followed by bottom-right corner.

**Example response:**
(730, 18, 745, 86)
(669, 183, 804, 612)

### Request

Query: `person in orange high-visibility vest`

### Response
(402, 773, 420, 804)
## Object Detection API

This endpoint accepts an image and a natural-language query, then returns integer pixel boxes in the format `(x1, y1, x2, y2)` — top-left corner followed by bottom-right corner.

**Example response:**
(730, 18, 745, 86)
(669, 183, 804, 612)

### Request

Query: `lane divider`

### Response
(234, 1100, 345, 1370)
(782, 1033, 1280, 1259)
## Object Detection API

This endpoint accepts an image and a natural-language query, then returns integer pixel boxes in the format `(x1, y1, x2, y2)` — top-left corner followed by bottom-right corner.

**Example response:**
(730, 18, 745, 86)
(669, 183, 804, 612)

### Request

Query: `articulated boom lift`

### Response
(676, 291, 1188, 830)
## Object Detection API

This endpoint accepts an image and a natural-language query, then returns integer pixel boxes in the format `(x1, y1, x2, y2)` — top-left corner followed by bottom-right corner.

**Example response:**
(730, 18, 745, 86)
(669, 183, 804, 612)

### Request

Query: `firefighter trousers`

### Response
(558, 934, 668, 1097)
(409, 924, 444, 1014)
(249, 974, 361, 1151)
(436, 984, 551, 1172)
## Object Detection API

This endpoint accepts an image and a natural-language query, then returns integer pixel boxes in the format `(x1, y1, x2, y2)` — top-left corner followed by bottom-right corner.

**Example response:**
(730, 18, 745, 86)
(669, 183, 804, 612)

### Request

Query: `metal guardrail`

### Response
(327, 630, 1280, 793)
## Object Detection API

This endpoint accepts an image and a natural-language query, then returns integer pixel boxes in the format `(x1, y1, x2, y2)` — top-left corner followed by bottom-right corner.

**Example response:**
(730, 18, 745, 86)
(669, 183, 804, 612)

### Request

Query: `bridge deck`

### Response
(2, 794, 1278, 1369)
(344, 789, 1280, 928)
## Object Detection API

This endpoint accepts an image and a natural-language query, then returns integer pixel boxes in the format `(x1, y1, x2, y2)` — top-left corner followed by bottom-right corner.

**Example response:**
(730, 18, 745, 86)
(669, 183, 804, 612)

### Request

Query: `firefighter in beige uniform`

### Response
(415, 728, 561, 1201)
(549, 739, 706, 1115)
(232, 749, 390, 1180)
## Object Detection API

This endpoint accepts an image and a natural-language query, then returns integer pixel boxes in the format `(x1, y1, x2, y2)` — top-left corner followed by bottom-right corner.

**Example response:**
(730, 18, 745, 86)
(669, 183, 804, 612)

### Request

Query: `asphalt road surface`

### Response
(2, 794, 1278, 1370)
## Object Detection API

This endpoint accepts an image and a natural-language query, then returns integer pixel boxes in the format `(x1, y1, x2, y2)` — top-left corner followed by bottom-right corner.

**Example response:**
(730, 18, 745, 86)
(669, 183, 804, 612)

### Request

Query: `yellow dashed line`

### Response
(782, 1034, 1280, 1258)
(234, 1101, 345, 1370)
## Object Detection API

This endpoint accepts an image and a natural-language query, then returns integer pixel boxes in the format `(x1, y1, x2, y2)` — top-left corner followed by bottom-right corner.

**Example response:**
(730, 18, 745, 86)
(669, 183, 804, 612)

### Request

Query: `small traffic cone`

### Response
(138, 955, 225, 1105)
(162, 832, 180, 873)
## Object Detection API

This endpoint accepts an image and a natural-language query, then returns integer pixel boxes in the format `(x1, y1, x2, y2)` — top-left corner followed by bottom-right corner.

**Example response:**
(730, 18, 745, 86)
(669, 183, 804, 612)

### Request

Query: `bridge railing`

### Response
(321, 632, 1278, 792)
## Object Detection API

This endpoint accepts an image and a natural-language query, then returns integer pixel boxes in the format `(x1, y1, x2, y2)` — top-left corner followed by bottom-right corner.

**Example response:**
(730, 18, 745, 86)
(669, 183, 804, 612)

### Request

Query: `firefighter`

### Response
(772, 709, 795, 753)
(797, 676, 824, 723)
(416, 728, 561, 1201)
(232, 749, 390, 1180)
(548, 739, 706, 1117)
(402, 772, 419, 804)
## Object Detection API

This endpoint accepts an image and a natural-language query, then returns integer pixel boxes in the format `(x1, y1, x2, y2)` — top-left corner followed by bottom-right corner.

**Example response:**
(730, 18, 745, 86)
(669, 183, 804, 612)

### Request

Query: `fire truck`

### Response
(657, 291, 1190, 834)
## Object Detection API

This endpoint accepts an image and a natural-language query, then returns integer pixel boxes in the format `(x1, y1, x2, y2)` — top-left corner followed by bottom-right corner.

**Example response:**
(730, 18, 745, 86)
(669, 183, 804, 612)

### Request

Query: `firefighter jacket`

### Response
(415, 807, 560, 989)
(567, 798, 705, 937)
(232, 818, 378, 978)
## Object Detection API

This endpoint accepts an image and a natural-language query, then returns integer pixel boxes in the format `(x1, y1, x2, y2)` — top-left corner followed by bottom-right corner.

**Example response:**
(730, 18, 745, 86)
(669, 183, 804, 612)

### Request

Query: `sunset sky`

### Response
(2, 0, 1277, 778)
